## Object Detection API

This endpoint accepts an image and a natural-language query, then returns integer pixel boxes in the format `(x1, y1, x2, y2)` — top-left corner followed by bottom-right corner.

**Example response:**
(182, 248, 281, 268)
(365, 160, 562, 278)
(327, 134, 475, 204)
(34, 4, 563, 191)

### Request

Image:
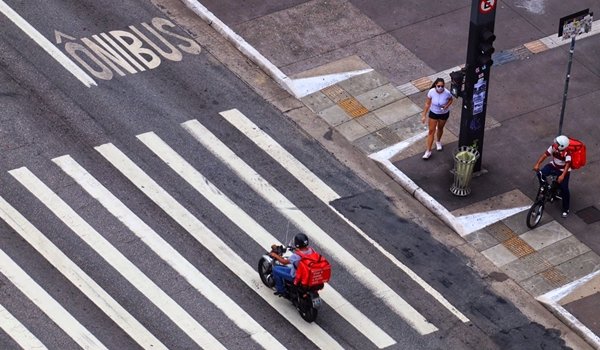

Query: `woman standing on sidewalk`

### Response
(421, 78, 453, 159)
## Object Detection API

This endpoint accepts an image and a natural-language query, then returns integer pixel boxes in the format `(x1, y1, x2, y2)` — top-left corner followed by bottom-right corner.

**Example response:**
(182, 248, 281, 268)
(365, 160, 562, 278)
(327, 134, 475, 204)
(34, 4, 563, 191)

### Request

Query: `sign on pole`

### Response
(556, 9, 593, 135)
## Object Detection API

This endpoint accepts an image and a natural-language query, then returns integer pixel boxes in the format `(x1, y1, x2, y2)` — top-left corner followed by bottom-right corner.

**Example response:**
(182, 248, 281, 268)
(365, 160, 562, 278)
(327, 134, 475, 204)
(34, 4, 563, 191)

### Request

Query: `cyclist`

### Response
(533, 135, 571, 218)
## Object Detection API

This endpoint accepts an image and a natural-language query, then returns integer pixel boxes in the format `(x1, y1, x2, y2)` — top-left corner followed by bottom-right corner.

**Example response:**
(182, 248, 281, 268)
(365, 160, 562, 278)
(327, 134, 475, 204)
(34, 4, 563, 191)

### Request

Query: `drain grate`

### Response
(576, 206, 600, 224)
(338, 98, 369, 118)
(503, 236, 535, 258)
(485, 222, 517, 242)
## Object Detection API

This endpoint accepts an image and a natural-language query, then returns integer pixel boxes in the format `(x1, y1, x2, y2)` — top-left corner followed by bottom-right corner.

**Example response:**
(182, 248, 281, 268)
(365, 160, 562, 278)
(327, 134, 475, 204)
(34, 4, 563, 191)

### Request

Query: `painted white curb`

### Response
(179, 0, 371, 98)
(369, 132, 528, 237)
(537, 270, 600, 350)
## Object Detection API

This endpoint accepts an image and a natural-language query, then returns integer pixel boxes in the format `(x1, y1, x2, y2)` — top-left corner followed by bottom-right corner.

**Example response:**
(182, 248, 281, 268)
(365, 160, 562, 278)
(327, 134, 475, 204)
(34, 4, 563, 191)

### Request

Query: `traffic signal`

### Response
(477, 29, 496, 66)
(450, 70, 466, 98)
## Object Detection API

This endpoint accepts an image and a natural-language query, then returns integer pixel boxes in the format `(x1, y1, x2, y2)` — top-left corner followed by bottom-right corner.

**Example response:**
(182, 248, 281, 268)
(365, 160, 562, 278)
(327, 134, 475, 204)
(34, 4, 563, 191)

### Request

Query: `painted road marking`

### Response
(0, 248, 106, 349)
(95, 142, 339, 350)
(53, 155, 285, 350)
(0, 303, 47, 350)
(0, 0, 96, 87)
(137, 131, 395, 349)
(9, 167, 226, 350)
(183, 119, 438, 335)
(0, 195, 167, 350)
(219, 108, 470, 323)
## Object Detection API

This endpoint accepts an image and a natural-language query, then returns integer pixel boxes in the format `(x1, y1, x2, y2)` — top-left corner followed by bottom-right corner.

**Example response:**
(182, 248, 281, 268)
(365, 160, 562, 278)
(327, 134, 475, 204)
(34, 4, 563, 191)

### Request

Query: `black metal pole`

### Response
(458, 0, 497, 172)
(558, 36, 576, 135)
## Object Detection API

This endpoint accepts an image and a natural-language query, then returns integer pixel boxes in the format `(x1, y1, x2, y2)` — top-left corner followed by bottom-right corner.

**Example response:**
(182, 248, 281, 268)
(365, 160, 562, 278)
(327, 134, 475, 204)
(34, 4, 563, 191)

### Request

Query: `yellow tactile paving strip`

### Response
(503, 236, 535, 258)
(411, 77, 433, 92)
(321, 85, 351, 103)
(338, 97, 369, 118)
(486, 222, 517, 242)
(541, 267, 568, 287)
(524, 40, 549, 54)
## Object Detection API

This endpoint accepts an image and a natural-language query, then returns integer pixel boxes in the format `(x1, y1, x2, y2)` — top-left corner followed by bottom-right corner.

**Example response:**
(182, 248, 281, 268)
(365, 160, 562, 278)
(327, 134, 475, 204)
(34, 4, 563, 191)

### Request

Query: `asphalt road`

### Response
(0, 0, 576, 349)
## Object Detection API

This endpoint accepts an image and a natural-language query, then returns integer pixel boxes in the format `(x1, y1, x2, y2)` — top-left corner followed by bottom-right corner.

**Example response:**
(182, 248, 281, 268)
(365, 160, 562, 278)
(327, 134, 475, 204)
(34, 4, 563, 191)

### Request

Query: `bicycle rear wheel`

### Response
(526, 200, 544, 229)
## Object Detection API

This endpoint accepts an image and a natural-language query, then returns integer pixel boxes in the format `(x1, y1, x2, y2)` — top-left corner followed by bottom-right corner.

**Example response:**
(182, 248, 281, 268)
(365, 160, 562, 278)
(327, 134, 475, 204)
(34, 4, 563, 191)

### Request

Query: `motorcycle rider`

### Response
(270, 233, 314, 297)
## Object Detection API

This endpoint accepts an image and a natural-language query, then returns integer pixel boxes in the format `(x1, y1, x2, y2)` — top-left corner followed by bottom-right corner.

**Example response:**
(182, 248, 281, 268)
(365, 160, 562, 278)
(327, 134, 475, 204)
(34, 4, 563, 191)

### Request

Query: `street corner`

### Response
(537, 270, 600, 349)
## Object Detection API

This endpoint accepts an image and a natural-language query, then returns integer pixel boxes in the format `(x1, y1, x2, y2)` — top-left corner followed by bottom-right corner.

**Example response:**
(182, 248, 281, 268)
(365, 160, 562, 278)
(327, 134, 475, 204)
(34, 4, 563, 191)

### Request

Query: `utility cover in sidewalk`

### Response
(576, 206, 600, 224)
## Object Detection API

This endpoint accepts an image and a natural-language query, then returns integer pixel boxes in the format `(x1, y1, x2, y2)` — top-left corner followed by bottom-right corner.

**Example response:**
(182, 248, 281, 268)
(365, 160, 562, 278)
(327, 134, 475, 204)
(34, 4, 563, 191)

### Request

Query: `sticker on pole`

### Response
(479, 0, 496, 14)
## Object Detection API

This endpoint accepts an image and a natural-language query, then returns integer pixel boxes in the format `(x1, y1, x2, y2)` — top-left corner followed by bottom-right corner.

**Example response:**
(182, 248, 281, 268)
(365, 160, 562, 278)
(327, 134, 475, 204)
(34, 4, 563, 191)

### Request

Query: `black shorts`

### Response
(429, 110, 450, 121)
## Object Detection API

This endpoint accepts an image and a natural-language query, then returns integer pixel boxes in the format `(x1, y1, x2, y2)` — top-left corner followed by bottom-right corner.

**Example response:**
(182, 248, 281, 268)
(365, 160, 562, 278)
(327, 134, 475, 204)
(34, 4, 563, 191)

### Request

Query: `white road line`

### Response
(137, 132, 396, 349)
(0, 248, 106, 350)
(94, 143, 340, 350)
(0, 195, 167, 350)
(9, 167, 226, 350)
(219, 109, 470, 323)
(0, 1, 96, 87)
(0, 303, 47, 350)
(182, 119, 438, 335)
(53, 155, 285, 350)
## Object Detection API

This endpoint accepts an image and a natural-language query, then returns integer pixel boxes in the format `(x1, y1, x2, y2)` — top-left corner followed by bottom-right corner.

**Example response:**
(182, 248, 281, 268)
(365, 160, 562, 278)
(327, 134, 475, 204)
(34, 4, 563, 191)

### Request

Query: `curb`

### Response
(537, 270, 600, 350)
(179, 0, 294, 96)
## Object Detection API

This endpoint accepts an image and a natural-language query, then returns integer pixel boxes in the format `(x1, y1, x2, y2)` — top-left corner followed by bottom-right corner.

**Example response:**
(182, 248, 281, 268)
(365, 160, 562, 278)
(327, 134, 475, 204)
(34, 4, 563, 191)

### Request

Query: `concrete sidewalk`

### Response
(299, 59, 600, 349)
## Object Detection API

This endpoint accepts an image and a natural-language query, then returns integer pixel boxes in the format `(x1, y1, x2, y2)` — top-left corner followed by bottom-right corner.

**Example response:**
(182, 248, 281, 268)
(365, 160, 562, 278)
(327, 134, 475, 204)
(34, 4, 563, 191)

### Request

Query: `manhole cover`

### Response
(576, 206, 600, 224)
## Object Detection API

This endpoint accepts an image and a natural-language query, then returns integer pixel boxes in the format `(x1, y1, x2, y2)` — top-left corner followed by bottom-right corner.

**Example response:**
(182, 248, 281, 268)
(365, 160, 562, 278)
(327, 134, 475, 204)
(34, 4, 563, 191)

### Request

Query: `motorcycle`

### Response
(257, 244, 324, 323)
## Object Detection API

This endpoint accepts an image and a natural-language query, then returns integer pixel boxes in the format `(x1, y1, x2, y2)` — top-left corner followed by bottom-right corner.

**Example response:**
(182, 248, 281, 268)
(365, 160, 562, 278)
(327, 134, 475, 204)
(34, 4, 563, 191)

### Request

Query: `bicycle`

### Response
(526, 171, 562, 229)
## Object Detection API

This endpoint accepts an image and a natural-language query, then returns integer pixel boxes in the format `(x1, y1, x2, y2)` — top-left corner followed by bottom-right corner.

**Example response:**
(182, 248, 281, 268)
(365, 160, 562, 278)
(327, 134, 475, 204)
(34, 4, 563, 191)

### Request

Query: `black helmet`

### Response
(293, 233, 309, 248)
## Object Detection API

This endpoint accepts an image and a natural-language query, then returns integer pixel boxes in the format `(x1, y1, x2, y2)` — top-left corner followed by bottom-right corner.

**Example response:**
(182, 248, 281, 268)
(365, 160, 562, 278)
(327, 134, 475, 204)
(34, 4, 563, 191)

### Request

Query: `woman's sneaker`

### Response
(436, 141, 443, 151)
(422, 150, 432, 159)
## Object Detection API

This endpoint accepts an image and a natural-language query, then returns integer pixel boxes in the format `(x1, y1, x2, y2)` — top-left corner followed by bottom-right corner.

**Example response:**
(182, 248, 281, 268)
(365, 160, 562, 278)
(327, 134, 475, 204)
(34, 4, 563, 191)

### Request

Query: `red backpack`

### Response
(294, 249, 331, 287)
(566, 137, 586, 169)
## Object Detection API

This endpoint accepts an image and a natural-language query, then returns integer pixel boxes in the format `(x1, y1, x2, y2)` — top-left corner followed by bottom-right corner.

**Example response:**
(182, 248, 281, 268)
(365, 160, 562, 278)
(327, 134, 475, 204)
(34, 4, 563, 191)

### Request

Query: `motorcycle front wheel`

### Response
(526, 200, 544, 229)
(257, 257, 275, 288)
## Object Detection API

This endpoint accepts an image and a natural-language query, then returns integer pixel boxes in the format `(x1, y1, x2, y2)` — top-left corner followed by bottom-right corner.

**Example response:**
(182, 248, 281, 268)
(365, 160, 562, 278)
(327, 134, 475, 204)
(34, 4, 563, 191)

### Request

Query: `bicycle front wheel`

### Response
(526, 200, 545, 229)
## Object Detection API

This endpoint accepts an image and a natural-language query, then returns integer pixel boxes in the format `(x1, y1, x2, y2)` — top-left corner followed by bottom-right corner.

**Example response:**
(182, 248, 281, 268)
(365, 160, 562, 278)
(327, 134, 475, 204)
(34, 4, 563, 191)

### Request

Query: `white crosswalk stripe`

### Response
(52, 154, 286, 350)
(0, 247, 107, 350)
(94, 142, 341, 350)
(183, 119, 439, 335)
(0, 195, 167, 350)
(219, 108, 469, 323)
(137, 131, 397, 349)
(0, 303, 47, 350)
(0, 107, 460, 347)
(8, 167, 227, 350)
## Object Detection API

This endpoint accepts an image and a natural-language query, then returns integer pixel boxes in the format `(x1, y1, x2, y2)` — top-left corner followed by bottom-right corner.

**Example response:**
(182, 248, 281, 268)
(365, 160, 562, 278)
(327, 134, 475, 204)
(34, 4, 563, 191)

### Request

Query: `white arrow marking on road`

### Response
(219, 109, 470, 323)
(183, 119, 438, 335)
(9, 167, 227, 350)
(53, 154, 286, 350)
(137, 131, 395, 349)
(0, 248, 107, 350)
(0, 195, 167, 350)
(0, 1, 96, 87)
(0, 303, 47, 350)
(54, 30, 76, 44)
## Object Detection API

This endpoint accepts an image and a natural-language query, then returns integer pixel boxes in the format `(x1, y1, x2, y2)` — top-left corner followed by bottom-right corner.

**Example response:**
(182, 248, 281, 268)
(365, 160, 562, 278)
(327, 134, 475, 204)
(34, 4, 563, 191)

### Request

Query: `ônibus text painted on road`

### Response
(479, 0, 496, 14)
(56, 17, 201, 82)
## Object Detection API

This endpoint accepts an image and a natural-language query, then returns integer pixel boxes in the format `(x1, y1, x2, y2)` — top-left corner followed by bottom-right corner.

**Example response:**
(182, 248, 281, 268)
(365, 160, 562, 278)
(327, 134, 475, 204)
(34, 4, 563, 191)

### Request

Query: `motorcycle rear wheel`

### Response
(257, 257, 275, 288)
(298, 297, 318, 323)
(526, 200, 544, 229)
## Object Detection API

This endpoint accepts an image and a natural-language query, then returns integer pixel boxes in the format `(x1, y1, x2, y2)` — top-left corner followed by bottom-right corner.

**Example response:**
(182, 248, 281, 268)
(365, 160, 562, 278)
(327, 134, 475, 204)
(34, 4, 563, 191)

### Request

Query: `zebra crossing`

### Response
(0, 109, 466, 349)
